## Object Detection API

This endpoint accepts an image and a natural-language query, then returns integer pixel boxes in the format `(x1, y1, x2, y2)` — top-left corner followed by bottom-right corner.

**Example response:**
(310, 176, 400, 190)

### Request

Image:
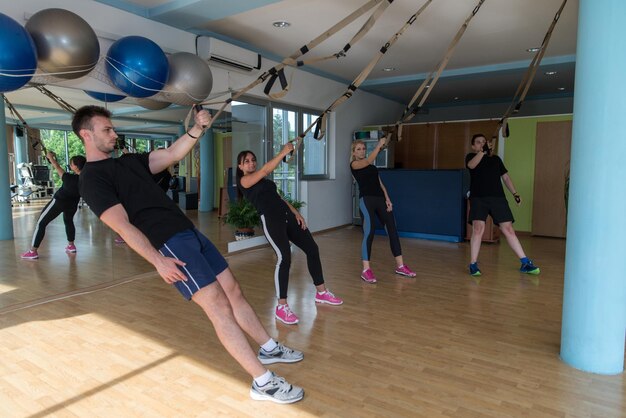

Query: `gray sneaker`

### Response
(250, 373, 304, 404)
(258, 343, 303, 365)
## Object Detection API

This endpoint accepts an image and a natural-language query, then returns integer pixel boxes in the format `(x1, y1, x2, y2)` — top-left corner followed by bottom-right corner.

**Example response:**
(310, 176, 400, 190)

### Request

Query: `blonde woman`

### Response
(350, 138, 416, 283)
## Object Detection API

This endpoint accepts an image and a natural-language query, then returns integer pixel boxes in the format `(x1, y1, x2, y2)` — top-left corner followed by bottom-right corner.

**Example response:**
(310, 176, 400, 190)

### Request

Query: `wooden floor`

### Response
(1, 200, 624, 417)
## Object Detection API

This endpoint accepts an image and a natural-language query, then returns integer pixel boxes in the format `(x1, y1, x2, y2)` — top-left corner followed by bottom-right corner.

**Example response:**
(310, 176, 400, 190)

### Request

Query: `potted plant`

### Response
(223, 197, 261, 240)
(278, 189, 306, 212)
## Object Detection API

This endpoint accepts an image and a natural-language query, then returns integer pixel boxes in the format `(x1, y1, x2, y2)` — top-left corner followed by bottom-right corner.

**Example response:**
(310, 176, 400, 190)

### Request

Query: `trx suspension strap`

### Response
(185, 0, 393, 132)
(492, 0, 568, 139)
(284, 0, 435, 162)
(3, 95, 28, 130)
(271, 0, 393, 98)
(32, 85, 77, 114)
(393, 0, 486, 142)
(3, 95, 48, 157)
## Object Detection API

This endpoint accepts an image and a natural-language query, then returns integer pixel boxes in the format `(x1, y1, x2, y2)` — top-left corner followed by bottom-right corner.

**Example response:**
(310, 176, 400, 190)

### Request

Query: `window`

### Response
(132, 138, 150, 153)
(231, 97, 328, 202)
(41, 129, 85, 188)
(272, 107, 298, 200)
(300, 112, 327, 179)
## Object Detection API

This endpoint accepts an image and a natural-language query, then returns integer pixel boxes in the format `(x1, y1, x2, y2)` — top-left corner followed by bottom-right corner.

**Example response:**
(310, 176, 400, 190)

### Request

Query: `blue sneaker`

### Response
(469, 262, 481, 276)
(520, 260, 540, 275)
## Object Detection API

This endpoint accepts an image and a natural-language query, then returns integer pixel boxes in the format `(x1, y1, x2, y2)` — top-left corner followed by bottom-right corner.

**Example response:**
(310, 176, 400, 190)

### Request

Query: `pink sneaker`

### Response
(395, 264, 416, 277)
(65, 244, 77, 253)
(275, 304, 299, 325)
(21, 250, 39, 259)
(360, 268, 377, 283)
(315, 290, 343, 305)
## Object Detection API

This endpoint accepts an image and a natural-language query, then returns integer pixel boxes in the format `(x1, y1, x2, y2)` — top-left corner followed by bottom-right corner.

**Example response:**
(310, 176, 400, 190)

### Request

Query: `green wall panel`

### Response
(504, 115, 573, 232)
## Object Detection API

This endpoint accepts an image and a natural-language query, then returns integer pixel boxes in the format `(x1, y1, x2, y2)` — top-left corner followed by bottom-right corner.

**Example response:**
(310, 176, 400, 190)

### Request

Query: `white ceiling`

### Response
(3, 0, 578, 137)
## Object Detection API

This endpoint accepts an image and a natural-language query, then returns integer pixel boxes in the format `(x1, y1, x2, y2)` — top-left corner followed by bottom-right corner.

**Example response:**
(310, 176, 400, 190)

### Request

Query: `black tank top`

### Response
(237, 177, 289, 215)
(351, 163, 384, 198)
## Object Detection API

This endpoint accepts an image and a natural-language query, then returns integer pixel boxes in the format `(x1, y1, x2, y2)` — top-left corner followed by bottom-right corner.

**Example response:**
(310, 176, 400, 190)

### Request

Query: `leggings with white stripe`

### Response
(31, 197, 78, 248)
(359, 195, 402, 261)
(261, 211, 324, 299)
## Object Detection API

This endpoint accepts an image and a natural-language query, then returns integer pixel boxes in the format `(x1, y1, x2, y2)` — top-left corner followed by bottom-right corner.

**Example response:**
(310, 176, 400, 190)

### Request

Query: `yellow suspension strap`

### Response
(33, 85, 77, 114)
(285, 0, 436, 162)
(265, 0, 393, 99)
(393, 0, 486, 143)
(185, 0, 394, 132)
(491, 0, 568, 141)
(3, 95, 28, 130)
(4, 94, 49, 159)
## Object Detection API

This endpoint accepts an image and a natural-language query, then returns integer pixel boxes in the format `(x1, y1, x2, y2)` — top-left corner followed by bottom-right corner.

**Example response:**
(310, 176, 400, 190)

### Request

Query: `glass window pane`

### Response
(134, 138, 150, 153)
(232, 101, 266, 186)
(272, 108, 297, 199)
(302, 112, 327, 177)
(41, 129, 85, 188)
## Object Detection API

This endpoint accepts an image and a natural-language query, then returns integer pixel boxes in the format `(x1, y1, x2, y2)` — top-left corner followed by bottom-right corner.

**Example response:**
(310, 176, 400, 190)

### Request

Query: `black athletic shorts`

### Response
(468, 196, 514, 225)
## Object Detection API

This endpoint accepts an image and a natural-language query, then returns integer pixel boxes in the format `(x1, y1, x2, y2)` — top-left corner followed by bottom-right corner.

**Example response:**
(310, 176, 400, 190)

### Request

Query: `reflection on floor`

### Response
(0, 200, 623, 417)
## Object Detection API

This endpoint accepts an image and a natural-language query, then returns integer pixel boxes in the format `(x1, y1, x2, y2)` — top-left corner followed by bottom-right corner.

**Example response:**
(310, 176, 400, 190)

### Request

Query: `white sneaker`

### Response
(250, 373, 304, 404)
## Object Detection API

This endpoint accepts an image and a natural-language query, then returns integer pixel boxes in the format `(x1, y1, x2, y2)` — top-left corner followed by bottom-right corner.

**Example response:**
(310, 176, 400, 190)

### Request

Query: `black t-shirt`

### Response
(152, 169, 172, 192)
(350, 163, 384, 198)
(79, 153, 194, 248)
(237, 177, 289, 216)
(465, 153, 508, 198)
(54, 172, 80, 203)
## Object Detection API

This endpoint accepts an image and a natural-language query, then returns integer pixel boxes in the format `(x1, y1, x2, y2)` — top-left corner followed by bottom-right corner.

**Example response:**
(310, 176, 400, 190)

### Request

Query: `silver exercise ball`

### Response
(137, 98, 171, 110)
(25, 8, 100, 79)
(162, 52, 213, 106)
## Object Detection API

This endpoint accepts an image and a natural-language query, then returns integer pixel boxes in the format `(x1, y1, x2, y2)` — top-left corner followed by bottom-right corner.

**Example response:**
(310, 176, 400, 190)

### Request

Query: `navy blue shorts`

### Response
(159, 228, 228, 300)
(468, 196, 514, 225)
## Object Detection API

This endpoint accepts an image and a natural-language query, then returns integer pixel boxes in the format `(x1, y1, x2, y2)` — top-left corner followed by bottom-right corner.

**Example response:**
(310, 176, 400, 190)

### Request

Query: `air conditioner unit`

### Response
(196, 37, 261, 72)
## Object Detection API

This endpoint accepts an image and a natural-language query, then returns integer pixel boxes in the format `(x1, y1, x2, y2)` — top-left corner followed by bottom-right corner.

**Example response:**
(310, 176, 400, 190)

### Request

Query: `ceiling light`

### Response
(557, 87, 565, 91)
(382, 67, 395, 72)
(454, 96, 459, 100)
(526, 47, 542, 53)
(272, 21, 290, 28)
(545, 71, 557, 75)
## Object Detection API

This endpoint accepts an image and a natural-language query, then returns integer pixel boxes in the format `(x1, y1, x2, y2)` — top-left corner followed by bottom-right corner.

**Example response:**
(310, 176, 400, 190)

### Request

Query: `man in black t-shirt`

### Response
(465, 133, 540, 277)
(73, 105, 304, 404)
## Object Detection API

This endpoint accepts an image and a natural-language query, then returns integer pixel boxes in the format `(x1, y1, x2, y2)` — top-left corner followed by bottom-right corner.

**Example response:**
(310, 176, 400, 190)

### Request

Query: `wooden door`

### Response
(532, 121, 572, 238)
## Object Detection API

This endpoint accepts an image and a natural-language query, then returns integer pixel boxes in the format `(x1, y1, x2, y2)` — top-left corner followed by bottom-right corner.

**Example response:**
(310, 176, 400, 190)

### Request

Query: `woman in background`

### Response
(350, 138, 416, 283)
(21, 152, 86, 259)
(236, 143, 343, 325)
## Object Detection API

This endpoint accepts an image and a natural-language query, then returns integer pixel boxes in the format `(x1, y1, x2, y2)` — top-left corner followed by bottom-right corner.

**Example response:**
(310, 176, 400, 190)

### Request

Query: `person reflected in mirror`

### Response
(20, 152, 86, 259)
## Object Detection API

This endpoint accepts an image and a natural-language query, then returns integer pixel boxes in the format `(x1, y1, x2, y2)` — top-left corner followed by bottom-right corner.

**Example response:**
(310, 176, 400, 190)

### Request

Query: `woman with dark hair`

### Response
(236, 144, 343, 325)
(350, 138, 416, 283)
(21, 152, 86, 259)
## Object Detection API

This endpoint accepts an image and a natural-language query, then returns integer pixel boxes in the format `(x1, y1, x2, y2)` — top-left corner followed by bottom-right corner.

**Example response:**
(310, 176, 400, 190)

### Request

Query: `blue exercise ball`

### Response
(105, 36, 169, 98)
(84, 90, 126, 103)
(0, 13, 37, 93)
(25, 8, 100, 80)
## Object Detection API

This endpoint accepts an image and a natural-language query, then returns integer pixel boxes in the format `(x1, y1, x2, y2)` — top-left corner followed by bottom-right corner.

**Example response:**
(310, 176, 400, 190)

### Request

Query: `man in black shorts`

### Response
(465, 133, 540, 276)
(73, 105, 304, 404)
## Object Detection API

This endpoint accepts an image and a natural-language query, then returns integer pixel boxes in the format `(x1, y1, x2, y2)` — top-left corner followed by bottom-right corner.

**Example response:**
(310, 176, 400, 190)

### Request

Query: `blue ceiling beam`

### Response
(362, 55, 577, 87)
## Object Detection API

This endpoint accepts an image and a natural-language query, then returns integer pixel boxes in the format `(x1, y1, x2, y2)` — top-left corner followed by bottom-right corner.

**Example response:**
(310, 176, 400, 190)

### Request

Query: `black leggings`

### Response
(261, 210, 324, 299)
(359, 195, 402, 261)
(31, 198, 78, 248)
